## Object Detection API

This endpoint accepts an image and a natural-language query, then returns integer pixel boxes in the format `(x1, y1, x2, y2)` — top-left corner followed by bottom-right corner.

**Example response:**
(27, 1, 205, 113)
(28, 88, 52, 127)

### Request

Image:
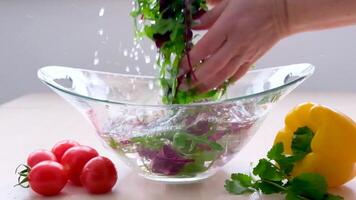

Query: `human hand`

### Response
(179, 0, 289, 92)
(206, 0, 223, 5)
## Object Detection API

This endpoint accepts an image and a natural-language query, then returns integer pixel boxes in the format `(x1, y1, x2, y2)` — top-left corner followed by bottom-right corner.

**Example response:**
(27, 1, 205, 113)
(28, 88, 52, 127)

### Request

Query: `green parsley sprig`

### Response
(225, 127, 344, 200)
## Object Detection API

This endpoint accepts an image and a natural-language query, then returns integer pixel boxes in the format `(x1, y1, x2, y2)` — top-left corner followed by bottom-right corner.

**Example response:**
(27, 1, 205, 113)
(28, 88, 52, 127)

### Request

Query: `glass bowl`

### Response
(37, 63, 314, 184)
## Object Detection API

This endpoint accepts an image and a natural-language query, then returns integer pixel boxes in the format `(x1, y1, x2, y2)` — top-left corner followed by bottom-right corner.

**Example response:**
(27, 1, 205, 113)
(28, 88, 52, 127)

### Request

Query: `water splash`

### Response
(125, 66, 131, 72)
(99, 8, 105, 17)
(93, 58, 100, 66)
(145, 56, 151, 64)
(148, 81, 154, 90)
(150, 44, 155, 50)
(98, 29, 104, 36)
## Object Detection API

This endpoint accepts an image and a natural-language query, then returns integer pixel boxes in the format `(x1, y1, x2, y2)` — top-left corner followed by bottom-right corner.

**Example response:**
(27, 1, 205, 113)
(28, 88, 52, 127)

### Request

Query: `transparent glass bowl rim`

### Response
(37, 63, 315, 108)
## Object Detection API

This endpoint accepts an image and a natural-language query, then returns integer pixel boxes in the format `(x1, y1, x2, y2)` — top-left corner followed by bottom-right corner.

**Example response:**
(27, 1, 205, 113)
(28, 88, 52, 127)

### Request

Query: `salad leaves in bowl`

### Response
(37, 63, 314, 183)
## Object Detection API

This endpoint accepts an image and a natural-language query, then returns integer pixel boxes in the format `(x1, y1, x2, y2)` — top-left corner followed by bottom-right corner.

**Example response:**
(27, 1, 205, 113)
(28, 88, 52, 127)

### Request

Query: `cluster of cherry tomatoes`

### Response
(16, 140, 117, 196)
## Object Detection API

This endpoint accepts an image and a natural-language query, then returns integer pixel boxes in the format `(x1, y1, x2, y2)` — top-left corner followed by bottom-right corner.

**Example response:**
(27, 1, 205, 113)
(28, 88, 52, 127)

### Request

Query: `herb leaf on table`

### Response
(225, 126, 343, 200)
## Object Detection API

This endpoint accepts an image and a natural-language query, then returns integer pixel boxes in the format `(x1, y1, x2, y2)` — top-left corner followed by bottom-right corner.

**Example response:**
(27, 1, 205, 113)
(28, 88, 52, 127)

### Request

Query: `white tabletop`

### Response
(1, 92, 355, 200)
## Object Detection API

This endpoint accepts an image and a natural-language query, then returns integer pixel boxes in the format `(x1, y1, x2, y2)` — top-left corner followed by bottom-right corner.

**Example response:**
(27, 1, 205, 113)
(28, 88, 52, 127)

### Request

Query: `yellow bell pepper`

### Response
(274, 102, 356, 187)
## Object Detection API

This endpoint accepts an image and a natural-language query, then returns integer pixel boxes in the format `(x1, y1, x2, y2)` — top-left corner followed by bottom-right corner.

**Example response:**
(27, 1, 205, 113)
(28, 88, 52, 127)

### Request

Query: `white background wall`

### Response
(1, 0, 356, 104)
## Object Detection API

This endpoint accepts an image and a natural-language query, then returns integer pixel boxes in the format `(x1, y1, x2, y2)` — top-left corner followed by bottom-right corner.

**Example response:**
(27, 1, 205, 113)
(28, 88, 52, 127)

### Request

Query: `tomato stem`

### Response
(14, 164, 30, 188)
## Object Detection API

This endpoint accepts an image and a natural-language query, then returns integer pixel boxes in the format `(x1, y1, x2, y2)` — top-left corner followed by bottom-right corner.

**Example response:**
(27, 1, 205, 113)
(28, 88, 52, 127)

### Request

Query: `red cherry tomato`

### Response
(80, 156, 117, 194)
(52, 140, 79, 161)
(61, 145, 98, 185)
(27, 150, 57, 168)
(28, 161, 67, 196)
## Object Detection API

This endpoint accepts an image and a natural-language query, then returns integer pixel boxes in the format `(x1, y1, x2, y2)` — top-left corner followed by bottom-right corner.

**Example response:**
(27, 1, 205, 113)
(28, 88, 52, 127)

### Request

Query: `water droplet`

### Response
(99, 8, 105, 17)
(125, 66, 130, 72)
(94, 51, 98, 57)
(155, 54, 159, 60)
(145, 56, 151, 63)
(93, 58, 100, 65)
(148, 81, 154, 90)
(98, 29, 104, 36)
(134, 51, 138, 56)
(135, 66, 140, 73)
(150, 44, 155, 50)
(123, 50, 128, 56)
(153, 63, 158, 70)
(134, 56, 139, 61)
(129, 53, 133, 58)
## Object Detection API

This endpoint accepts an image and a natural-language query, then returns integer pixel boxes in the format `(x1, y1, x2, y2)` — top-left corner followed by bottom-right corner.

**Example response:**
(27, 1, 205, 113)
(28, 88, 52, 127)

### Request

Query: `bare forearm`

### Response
(286, 0, 356, 34)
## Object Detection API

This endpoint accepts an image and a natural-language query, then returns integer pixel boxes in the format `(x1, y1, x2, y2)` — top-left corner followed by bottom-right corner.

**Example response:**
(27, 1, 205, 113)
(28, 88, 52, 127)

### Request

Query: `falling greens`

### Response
(131, 0, 227, 104)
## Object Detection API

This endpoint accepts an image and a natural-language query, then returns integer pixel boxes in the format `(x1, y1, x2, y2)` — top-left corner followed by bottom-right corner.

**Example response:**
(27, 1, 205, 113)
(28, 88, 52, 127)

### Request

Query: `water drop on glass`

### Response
(94, 51, 98, 57)
(125, 66, 130, 72)
(123, 50, 128, 56)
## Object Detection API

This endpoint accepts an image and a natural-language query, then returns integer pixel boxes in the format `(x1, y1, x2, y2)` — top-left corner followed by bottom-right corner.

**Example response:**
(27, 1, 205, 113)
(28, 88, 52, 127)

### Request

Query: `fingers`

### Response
(229, 62, 251, 83)
(196, 55, 243, 93)
(193, 0, 228, 30)
(179, 42, 235, 90)
(207, 0, 224, 5)
(179, 24, 228, 76)
(229, 46, 272, 83)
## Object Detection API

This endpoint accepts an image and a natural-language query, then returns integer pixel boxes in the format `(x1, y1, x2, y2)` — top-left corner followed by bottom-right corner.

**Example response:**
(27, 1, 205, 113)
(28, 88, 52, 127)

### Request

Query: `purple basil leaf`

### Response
(208, 130, 225, 141)
(138, 147, 159, 160)
(152, 145, 193, 175)
(187, 120, 210, 136)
